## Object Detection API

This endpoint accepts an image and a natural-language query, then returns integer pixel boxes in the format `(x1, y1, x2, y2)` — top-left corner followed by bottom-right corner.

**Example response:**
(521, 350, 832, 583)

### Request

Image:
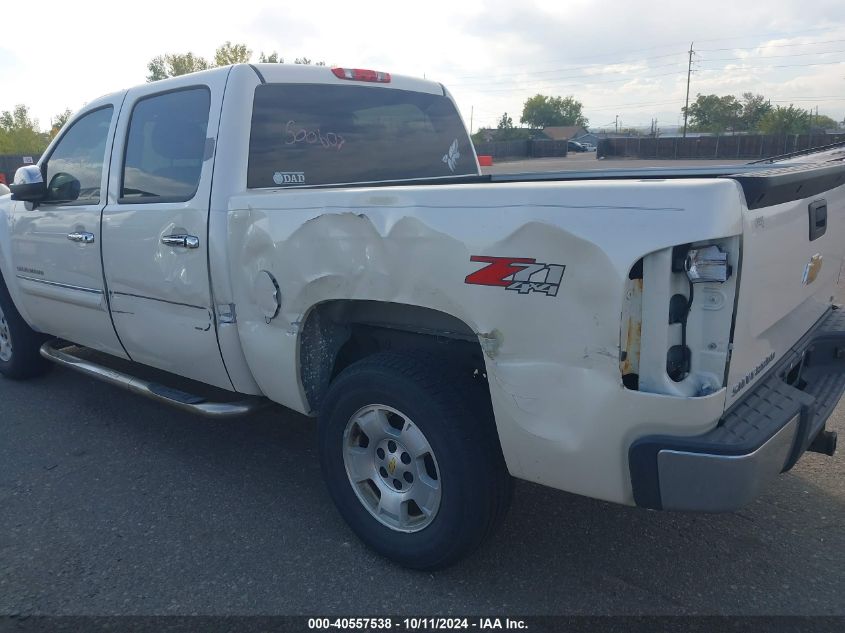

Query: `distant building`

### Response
(541, 126, 588, 141)
(571, 132, 602, 146)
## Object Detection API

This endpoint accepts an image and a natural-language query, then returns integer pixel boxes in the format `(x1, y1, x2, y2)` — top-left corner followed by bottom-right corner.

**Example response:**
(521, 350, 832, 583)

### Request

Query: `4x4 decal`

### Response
(465, 256, 565, 297)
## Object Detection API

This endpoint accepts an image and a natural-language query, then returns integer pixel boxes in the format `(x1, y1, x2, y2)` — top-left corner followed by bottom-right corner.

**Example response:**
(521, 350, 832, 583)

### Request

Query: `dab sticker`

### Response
(273, 171, 306, 185)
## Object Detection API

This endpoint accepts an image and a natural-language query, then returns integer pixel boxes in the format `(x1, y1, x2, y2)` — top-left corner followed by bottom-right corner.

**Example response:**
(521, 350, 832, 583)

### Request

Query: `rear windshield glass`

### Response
(248, 83, 476, 188)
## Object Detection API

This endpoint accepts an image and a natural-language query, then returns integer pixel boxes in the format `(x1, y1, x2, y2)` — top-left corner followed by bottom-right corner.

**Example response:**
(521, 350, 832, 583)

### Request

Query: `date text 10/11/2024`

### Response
(307, 617, 529, 630)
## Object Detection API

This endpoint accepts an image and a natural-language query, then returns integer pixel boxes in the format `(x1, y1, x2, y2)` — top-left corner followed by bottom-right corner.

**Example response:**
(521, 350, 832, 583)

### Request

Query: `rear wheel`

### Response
(318, 352, 511, 569)
(0, 279, 51, 380)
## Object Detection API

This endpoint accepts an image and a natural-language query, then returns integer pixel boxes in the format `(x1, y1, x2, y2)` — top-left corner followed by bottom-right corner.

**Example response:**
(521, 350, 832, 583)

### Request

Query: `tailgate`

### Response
(725, 162, 845, 409)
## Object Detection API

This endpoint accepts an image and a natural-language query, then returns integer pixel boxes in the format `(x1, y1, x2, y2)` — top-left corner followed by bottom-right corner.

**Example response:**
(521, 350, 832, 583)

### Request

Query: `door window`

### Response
(43, 106, 113, 205)
(120, 88, 211, 203)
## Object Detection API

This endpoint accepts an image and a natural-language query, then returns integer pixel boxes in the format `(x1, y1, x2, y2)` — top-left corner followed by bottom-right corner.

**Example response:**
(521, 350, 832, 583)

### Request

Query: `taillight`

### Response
(331, 67, 391, 83)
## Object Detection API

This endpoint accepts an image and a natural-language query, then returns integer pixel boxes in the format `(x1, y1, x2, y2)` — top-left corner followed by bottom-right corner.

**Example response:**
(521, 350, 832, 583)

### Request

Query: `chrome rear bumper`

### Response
(630, 306, 845, 511)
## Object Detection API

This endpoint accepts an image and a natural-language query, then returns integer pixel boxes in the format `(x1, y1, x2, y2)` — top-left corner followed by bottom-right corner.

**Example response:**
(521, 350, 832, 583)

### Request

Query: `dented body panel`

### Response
(2, 64, 844, 511)
(223, 179, 745, 504)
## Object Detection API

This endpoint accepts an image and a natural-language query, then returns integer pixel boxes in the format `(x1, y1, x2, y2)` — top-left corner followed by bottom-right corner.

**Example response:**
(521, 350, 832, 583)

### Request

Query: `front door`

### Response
(101, 74, 233, 390)
(9, 99, 126, 357)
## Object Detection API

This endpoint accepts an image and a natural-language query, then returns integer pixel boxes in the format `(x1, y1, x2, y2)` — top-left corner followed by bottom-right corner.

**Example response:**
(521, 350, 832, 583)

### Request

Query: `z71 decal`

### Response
(465, 256, 566, 297)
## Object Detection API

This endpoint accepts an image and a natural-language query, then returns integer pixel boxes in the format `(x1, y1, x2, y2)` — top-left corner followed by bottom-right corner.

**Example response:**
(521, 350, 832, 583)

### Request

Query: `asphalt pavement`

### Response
(1, 161, 844, 616)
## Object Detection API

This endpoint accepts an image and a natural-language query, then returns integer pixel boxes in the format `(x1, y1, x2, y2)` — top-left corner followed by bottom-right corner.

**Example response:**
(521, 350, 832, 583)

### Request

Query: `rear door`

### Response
(726, 164, 845, 407)
(9, 99, 127, 357)
(101, 72, 233, 390)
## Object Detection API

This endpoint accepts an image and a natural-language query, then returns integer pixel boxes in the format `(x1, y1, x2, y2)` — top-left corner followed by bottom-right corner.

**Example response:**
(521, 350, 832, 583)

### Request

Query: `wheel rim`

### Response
(343, 404, 442, 533)
(0, 303, 12, 362)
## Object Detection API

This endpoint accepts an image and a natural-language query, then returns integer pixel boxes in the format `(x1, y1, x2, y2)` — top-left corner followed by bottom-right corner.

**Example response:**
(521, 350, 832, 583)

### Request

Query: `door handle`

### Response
(67, 231, 95, 244)
(161, 234, 200, 249)
(808, 200, 827, 242)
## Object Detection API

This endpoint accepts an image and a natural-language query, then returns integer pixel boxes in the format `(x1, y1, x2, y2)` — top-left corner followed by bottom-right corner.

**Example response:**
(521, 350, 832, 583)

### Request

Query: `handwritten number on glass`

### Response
(285, 120, 345, 151)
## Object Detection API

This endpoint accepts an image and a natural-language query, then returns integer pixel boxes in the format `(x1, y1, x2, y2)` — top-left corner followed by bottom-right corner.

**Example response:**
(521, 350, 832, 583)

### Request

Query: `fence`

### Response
(473, 139, 568, 160)
(597, 134, 845, 160)
(0, 154, 40, 185)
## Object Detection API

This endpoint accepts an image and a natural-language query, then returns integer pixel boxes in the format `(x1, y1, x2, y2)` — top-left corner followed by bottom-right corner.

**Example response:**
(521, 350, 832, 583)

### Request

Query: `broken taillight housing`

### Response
(685, 245, 732, 284)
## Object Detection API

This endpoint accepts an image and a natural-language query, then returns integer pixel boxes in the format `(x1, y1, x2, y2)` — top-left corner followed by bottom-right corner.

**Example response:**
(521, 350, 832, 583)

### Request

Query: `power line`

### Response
(450, 61, 685, 88)
(452, 51, 686, 81)
(697, 37, 845, 52)
(697, 47, 845, 62)
(452, 46, 845, 91)
(453, 56, 844, 95)
(696, 59, 845, 71)
(449, 27, 845, 81)
(453, 70, 689, 95)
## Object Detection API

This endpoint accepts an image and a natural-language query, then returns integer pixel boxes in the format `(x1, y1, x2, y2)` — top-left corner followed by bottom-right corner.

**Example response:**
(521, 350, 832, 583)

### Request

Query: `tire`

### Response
(0, 275, 51, 380)
(318, 351, 512, 570)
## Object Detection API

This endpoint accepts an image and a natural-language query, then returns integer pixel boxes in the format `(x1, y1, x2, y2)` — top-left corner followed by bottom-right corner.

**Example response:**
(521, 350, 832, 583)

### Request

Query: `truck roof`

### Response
(90, 63, 446, 108)
(249, 63, 446, 95)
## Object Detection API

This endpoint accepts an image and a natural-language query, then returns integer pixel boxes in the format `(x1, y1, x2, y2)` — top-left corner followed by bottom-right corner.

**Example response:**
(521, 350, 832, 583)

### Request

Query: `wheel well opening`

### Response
(299, 301, 487, 413)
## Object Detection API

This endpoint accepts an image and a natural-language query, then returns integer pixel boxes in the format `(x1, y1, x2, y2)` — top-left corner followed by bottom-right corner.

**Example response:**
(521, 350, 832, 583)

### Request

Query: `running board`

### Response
(40, 341, 268, 418)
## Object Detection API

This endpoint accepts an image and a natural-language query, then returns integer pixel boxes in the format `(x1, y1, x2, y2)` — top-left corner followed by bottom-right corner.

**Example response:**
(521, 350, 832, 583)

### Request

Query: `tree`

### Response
(497, 113, 513, 130)
(147, 52, 210, 81)
(293, 57, 326, 66)
(739, 93, 772, 132)
(520, 94, 587, 128)
(809, 113, 840, 131)
(759, 105, 812, 135)
(683, 94, 742, 134)
(147, 44, 326, 82)
(214, 41, 252, 66)
(259, 51, 283, 63)
(758, 105, 811, 135)
(0, 105, 49, 154)
(49, 109, 73, 140)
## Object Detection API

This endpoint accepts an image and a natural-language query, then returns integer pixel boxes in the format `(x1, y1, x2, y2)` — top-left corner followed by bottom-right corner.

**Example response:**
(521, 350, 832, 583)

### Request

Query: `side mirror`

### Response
(10, 165, 46, 202)
(46, 172, 81, 203)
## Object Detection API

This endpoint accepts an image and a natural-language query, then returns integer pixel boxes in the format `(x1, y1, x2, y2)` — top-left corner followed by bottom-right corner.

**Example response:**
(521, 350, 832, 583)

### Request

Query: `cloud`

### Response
(1, 0, 843, 133)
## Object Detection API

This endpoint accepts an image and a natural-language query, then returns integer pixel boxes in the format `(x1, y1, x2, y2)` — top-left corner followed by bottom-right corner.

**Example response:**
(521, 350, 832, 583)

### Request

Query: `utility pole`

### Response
(682, 42, 694, 139)
(470, 106, 474, 135)
(615, 115, 619, 133)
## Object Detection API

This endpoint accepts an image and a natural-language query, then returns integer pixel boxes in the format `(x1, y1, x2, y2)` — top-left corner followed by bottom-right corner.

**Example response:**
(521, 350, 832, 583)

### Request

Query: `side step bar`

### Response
(40, 341, 268, 418)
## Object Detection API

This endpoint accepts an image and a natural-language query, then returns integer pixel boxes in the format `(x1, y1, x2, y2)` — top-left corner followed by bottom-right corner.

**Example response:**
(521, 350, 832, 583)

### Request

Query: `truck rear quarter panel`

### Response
(227, 178, 745, 504)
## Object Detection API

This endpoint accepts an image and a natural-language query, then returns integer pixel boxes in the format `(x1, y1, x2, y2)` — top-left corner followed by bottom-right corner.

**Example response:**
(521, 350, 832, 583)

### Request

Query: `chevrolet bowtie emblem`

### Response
(803, 253, 823, 286)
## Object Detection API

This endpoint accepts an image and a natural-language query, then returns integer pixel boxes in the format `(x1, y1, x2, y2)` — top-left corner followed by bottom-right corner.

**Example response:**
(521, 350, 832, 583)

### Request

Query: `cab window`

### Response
(120, 88, 210, 203)
(43, 106, 113, 205)
(247, 84, 476, 188)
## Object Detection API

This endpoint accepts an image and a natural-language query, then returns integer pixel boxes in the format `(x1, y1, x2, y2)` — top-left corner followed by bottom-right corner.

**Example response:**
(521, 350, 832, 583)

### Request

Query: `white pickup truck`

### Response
(1, 64, 844, 569)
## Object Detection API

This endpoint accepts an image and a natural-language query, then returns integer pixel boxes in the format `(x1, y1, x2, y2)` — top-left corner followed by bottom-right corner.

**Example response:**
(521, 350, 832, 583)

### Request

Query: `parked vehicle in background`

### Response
(579, 142, 597, 151)
(0, 183, 9, 196)
(567, 140, 588, 152)
(1, 64, 844, 569)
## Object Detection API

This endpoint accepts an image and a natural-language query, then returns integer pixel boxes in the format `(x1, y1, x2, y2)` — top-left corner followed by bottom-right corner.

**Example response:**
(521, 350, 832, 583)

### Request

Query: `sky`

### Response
(1, 0, 844, 133)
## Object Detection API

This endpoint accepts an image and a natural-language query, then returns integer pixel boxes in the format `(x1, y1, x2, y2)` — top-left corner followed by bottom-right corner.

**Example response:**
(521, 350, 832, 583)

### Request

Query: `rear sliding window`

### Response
(248, 83, 476, 188)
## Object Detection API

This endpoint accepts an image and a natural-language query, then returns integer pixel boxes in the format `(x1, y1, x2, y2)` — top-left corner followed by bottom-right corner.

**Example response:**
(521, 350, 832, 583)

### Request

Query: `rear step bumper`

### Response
(629, 306, 845, 511)
(40, 341, 268, 418)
